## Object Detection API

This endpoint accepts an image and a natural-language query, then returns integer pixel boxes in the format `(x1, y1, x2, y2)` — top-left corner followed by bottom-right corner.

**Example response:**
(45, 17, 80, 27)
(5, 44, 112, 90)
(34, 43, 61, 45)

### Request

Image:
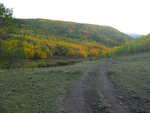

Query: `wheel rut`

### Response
(61, 68, 98, 113)
(98, 64, 132, 113)
(62, 64, 132, 113)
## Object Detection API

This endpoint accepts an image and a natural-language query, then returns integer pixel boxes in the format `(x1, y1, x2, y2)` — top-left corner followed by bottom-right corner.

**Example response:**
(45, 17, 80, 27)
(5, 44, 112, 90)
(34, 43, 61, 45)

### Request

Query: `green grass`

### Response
(0, 60, 100, 113)
(108, 52, 150, 113)
(0, 57, 86, 69)
(0, 52, 150, 113)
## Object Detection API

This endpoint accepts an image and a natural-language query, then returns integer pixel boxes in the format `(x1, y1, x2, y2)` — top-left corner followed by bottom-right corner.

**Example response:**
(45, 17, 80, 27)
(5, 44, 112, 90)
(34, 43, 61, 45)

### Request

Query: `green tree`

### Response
(0, 3, 13, 26)
(0, 3, 15, 35)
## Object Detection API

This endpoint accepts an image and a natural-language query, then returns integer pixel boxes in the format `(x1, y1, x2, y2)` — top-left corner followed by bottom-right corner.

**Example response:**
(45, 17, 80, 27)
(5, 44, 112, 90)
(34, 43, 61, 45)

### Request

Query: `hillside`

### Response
(106, 34, 150, 56)
(0, 18, 132, 63)
(127, 33, 141, 38)
(14, 19, 131, 47)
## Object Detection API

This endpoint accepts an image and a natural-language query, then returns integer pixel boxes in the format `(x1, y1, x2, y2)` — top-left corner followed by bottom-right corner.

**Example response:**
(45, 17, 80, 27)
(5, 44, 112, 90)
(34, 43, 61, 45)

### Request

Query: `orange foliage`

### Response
(0, 35, 110, 59)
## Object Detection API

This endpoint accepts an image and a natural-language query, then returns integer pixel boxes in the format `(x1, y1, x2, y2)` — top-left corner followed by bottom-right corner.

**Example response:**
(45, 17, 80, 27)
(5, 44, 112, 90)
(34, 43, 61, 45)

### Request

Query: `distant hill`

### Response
(14, 19, 131, 47)
(144, 34, 150, 38)
(126, 33, 141, 38)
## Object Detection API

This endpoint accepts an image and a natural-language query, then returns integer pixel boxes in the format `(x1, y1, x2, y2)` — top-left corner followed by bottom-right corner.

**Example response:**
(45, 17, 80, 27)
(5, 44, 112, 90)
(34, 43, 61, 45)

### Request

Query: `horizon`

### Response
(1, 0, 150, 35)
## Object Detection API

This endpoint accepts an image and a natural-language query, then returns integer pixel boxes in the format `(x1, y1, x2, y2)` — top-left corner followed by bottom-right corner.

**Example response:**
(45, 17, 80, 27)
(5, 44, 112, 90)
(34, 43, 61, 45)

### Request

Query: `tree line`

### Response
(0, 34, 110, 59)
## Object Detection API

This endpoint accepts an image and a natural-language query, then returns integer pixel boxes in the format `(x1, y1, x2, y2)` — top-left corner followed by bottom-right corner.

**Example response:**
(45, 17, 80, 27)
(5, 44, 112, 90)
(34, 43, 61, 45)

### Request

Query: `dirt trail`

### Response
(98, 64, 131, 113)
(62, 68, 98, 113)
(62, 64, 131, 113)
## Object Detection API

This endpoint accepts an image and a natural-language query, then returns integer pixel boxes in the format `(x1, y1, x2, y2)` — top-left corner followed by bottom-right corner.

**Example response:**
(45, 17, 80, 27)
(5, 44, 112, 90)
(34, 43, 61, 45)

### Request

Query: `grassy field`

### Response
(107, 53, 150, 113)
(0, 60, 100, 113)
(0, 53, 150, 113)
(0, 57, 89, 69)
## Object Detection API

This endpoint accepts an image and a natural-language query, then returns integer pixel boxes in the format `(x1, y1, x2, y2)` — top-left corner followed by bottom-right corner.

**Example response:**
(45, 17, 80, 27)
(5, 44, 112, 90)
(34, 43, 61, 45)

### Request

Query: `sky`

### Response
(1, 0, 150, 34)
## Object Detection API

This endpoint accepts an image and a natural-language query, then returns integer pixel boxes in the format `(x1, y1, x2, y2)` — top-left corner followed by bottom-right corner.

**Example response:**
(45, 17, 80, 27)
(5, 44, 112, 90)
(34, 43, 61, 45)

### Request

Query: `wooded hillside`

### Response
(14, 19, 131, 47)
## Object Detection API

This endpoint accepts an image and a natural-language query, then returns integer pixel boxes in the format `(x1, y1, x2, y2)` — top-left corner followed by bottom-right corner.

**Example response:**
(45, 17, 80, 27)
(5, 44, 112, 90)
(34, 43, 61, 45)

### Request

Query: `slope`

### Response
(14, 19, 131, 47)
(106, 34, 150, 56)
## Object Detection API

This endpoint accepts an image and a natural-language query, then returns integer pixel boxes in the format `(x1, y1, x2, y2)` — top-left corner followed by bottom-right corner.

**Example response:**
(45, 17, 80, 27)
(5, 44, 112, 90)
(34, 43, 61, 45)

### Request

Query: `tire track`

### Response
(98, 64, 132, 113)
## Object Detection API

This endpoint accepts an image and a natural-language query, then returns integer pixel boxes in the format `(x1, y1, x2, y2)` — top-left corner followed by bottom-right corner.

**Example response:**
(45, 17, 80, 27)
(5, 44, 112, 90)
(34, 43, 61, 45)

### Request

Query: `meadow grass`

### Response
(0, 52, 150, 113)
(108, 52, 150, 112)
(0, 57, 85, 69)
(0, 60, 100, 113)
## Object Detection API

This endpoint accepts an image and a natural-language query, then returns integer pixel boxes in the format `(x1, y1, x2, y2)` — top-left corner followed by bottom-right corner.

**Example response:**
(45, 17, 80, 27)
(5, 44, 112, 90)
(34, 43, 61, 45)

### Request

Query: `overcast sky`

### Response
(1, 0, 150, 34)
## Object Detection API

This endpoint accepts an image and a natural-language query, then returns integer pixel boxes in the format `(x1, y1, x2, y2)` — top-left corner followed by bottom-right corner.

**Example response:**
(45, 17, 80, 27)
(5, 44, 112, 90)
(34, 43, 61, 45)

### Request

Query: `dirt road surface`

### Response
(98, 64, 131, 113)
(62, 64, 132, 113)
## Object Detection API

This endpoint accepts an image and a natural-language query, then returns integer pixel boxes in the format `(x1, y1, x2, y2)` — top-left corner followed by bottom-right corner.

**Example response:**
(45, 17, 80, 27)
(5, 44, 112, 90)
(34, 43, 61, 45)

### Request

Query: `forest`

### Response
(0, 3, 131, 62)
(0, 34, 110, 59)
